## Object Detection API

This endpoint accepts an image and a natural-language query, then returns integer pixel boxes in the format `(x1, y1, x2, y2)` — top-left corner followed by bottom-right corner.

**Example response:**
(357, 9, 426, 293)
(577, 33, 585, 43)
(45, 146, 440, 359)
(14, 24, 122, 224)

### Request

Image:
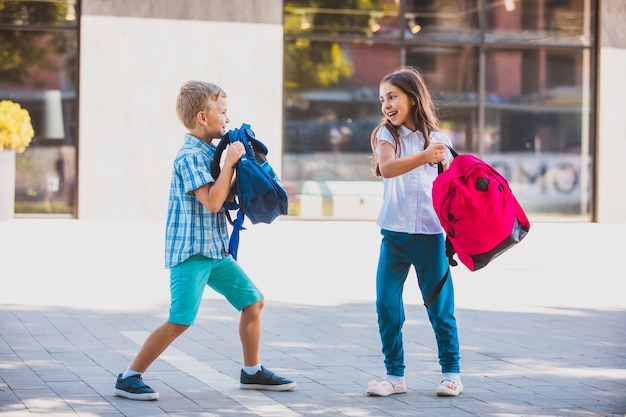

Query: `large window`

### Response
(283, 0, 595, 218)
(0, 0, 79, 217)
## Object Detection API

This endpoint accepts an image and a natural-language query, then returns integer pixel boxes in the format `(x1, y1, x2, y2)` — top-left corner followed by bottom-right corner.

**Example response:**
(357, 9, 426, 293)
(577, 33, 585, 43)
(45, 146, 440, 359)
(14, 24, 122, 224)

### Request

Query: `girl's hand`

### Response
(424, 142, 446, 164)
(225, 142, 245, 168)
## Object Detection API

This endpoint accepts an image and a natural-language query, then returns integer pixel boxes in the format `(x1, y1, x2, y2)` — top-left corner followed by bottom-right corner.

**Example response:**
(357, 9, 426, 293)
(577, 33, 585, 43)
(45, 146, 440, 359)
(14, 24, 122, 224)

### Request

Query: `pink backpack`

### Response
(432, 147, 530, 271)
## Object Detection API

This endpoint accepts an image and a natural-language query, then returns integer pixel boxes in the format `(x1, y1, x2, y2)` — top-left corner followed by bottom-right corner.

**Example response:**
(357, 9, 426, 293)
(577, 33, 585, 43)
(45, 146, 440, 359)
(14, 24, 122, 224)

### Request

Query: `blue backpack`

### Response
(210, 123, 288, 259)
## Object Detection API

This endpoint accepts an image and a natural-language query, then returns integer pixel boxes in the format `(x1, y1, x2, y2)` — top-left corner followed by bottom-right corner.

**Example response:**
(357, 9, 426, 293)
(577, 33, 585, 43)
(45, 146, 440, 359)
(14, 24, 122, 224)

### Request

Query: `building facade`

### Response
(1, 0, 624, 222)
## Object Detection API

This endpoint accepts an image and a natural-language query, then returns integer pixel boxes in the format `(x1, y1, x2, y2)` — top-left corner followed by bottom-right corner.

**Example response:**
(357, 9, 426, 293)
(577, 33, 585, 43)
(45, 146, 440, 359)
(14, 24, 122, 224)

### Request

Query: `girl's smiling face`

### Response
(379, 81, 415, 131)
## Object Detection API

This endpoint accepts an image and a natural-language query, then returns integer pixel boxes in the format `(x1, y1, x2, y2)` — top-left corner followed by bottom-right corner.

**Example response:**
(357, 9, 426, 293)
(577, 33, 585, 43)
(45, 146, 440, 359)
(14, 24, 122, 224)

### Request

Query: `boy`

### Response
(113, 80, 296, 400)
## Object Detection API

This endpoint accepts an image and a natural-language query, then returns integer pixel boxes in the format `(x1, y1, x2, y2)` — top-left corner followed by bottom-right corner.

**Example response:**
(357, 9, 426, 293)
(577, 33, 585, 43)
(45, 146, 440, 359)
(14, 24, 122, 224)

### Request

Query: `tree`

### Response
(0, 1, 73, 86)
(284, 0, 384, 96)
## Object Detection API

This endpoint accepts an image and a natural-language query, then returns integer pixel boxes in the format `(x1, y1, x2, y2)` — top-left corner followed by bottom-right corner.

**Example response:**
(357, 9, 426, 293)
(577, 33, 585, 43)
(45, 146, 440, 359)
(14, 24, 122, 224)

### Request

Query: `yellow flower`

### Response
(0, 100, 35, 153)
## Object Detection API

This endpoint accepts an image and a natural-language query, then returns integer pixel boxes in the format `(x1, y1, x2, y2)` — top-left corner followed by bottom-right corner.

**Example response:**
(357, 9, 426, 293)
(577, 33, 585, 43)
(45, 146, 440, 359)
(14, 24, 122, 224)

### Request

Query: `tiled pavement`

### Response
(0, 219, 624, 417)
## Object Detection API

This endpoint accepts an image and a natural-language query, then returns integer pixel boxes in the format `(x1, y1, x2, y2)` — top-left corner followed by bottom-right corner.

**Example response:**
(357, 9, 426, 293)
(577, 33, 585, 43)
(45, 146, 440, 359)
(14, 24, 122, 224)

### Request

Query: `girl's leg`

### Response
(425, 275, 460, 373)
(414, 234, 460, 374)
(376, 230, 411, 377)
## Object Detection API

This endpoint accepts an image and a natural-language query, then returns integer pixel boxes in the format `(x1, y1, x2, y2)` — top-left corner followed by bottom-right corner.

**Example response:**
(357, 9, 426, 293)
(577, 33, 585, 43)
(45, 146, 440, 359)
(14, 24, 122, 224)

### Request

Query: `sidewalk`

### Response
(0, 219, 625, 417)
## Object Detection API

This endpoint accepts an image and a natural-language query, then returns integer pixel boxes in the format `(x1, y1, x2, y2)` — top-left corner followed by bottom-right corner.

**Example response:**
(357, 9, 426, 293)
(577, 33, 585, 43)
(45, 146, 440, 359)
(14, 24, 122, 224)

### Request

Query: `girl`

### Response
(366, 66, 462, 397)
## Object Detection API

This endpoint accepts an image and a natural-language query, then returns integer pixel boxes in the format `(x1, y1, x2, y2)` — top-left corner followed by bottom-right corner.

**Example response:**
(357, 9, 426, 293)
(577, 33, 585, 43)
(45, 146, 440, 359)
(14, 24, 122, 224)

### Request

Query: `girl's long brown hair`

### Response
(370, 66, 439, 177)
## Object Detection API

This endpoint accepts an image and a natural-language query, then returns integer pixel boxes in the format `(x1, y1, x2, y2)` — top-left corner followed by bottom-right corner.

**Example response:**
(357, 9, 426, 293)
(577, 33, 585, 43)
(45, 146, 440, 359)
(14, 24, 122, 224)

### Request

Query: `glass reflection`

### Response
(283, 41, 400, 216)
(485, 48, 587, 154)
(405, 0, 480, 42)
(0, 0, 77, 27)
(481, 47, 591, 214)
(284, 0, 400, 39)
(485, 0, 594, 46)
(283, 0, 595, 218)
(406, 45, 479, 153)
(284, 41, 400, 160)
(1, 0, 78, 216)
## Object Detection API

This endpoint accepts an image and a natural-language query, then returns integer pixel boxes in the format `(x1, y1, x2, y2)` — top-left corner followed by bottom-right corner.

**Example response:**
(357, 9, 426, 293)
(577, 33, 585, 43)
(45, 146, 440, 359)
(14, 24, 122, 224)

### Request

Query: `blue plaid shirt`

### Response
(165, 133, 230, 268)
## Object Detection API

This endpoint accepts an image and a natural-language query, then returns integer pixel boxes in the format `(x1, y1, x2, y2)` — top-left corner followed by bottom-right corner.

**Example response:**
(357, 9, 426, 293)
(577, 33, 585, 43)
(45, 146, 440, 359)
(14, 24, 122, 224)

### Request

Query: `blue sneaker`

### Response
(240, 366, 296, 391)
(114, 374, 159, 400)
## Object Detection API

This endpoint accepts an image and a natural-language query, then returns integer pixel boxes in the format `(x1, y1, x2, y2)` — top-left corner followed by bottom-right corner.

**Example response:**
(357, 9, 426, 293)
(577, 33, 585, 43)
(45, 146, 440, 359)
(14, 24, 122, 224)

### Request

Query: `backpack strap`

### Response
(211, 129, 241, 218)
(445, 236, 458, 267)
(437, 145, 459, 267)
(241, 125, 269, 157)
(227, 126, 246, 260)
(210, 128, 247, 260)
(208, 123, 277, 260)
(228, 209, 245, 260)
(423, 267, 450, 308)
(437, 145, 458, 174)
(210, 132, 231, 180)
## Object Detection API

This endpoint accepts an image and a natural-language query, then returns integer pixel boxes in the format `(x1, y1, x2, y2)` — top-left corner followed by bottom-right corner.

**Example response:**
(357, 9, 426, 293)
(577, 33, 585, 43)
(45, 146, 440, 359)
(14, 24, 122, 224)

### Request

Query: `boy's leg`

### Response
(207, 257, 295, 391)
(130, 322, 189, 373)
(240, 299, 264, 366)
(203, 256, 265, 366)
(114, 322, 188, 400)
(115, 255, 210, 400)
(238, 299, 295, 391)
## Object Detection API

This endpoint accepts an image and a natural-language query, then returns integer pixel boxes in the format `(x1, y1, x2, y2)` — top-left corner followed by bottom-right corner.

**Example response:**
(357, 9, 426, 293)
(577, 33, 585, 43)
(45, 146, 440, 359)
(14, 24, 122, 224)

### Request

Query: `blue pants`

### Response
(375, 229, 460, 376)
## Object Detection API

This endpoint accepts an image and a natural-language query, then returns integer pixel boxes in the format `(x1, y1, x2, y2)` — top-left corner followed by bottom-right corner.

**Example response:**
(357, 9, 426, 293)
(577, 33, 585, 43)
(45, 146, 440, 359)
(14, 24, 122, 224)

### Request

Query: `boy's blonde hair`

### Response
(176, 80, 227, 130)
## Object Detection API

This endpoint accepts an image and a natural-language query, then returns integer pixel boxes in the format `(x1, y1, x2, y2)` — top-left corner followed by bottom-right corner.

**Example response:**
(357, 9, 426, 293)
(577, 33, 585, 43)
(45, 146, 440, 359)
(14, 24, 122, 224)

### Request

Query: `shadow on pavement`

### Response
(1, 299, 624, 417)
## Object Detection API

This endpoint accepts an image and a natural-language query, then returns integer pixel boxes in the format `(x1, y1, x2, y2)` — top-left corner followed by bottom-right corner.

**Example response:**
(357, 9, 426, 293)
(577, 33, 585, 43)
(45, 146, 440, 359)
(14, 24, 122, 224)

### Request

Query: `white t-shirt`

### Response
(375, 125, 453, 234)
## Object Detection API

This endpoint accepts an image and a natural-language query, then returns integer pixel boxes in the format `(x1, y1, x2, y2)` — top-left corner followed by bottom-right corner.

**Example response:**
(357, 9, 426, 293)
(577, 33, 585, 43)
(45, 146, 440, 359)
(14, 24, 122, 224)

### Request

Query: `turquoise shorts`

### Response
(168, 254, 264, 326)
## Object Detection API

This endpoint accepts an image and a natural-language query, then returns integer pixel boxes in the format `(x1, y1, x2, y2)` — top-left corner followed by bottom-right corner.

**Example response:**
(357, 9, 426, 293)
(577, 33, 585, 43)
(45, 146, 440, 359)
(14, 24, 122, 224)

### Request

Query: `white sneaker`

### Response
(366, 377, 407, 397)
(436, 377, 463, 396)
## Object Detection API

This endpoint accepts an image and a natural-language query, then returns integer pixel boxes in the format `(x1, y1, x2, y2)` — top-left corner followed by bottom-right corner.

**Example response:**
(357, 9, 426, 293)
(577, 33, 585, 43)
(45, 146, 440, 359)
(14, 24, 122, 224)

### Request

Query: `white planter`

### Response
(0, 149, 16, 221)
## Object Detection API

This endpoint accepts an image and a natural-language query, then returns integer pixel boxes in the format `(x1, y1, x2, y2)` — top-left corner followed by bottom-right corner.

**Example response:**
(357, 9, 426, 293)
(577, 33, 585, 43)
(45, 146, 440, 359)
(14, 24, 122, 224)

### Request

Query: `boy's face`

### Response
(200, 96, 229, 139)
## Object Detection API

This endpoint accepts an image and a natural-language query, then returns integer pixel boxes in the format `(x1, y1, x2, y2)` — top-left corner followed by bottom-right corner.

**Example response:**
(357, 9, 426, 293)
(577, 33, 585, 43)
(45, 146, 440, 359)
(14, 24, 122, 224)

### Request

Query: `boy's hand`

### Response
(225, 142, 245, 168)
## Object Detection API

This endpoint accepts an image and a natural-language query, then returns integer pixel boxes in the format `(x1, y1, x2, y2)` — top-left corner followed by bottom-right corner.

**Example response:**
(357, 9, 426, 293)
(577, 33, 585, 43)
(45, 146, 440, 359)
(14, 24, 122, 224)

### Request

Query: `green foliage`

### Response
(283, 0, 386, 95)
(0, 1, 74, 85)
(285, 40, 353, 93)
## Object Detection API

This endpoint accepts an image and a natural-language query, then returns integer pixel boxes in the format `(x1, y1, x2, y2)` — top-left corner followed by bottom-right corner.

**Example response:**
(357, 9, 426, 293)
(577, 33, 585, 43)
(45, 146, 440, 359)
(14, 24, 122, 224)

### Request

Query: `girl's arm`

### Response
(377, 141, 446, 178)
